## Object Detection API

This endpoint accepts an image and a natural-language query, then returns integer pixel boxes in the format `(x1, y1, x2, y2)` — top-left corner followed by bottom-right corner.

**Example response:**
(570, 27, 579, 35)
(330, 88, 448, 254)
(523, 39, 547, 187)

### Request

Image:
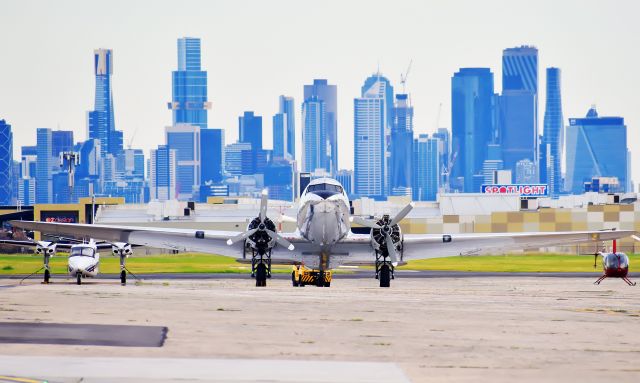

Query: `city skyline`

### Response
(1, 0, 639, 184)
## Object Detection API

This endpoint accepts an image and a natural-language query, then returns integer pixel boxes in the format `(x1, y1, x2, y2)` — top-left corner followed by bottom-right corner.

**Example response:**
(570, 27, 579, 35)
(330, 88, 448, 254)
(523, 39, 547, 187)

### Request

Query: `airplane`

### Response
(593, 238, 638, 286)
(0, 237, 133, 285)
(7, 177, 638, 288)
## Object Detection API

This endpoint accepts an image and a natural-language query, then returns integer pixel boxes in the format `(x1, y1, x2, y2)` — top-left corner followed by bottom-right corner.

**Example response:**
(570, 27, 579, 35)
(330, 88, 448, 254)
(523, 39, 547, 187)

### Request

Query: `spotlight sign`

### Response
(481, 184, 549, 197)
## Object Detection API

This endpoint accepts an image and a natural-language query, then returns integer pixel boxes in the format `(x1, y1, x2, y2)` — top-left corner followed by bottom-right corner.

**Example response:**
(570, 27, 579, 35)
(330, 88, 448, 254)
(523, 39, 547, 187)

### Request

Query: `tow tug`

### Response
(292, 264, 332, 287)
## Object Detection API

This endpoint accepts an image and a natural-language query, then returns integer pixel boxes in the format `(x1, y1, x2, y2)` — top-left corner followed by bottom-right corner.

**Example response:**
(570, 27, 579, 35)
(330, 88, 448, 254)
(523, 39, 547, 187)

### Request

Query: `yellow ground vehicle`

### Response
(292, 264, 332, 287)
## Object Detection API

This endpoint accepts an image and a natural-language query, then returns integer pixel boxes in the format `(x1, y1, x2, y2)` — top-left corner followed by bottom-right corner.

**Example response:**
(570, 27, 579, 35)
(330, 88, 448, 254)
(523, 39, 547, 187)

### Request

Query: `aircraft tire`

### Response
(121, 270, 127, 285)
(379, 265, 391, 288)
(76, 273, 82, 285)
(44, 269, 50, 284)
(256, 263, 267, 287)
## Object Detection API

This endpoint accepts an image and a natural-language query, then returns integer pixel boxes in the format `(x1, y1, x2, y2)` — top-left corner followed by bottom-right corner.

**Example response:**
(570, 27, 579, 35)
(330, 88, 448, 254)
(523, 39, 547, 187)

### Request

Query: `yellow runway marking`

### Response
(0, 376, 46, 383)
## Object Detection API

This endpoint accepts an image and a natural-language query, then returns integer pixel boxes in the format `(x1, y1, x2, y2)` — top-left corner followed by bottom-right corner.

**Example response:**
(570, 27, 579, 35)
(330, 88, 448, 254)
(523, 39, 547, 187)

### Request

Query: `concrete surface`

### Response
(0, 277, 639, 382)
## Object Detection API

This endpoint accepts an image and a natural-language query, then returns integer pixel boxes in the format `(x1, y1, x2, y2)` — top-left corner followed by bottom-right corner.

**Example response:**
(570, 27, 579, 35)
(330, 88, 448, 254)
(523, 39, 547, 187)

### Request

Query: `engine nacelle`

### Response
(35, 241, 57, 256)
(112, 242, 133, 258)
(245, 216, 277, 254)
(370, 215, 402, 256)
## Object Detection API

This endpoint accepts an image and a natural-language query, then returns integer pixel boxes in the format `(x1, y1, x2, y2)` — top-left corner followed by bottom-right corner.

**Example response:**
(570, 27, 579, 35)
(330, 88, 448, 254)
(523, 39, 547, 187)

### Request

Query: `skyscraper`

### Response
(432, 128, 450, 189)
(500, 46, 539, 179)
(354, 75, 388, 199)
(88, 49, 122, 157)
(304, 79, 337, 173)
(35, 128, 52, 204)
(224, 142, 253, 176)
(335, 169, 354, 197)
(201, 128, 224, 184)
(541, 67, 564, 196)
(389, 94, 414, 196)
(0, 120, 13, 204)
(413, 134, 439, 201)
(451, 68, 495, 192)
(149, 145, 177, 201)
(168, 37, 210, 129)
(272, 96, 295, 160)
(502, 46, 538, 93)
(239, 111, 263, 152)
(565, 107, 628, 194)
(166, 124, 201, 200)
(51, 130, 74, 158)
(301, 96, 328, 173)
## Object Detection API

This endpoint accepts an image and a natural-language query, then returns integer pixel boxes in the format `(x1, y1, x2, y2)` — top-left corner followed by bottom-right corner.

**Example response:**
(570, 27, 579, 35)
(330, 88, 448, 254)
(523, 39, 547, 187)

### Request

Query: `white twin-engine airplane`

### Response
(0, 238, 133, 285)
(8, 177, 638, 287)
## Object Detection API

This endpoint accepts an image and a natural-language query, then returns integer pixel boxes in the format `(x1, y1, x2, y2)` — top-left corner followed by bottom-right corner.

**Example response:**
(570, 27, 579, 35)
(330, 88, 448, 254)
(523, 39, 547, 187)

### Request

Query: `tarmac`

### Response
(0, 274, 639, 382)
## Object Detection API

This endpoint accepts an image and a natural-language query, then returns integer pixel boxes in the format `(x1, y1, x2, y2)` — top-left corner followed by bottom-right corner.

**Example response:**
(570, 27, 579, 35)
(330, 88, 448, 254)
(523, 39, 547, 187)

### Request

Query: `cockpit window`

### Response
(307, 183, 343, 194)
(604, 253, 629, 269)
(70, 247, 95, 258)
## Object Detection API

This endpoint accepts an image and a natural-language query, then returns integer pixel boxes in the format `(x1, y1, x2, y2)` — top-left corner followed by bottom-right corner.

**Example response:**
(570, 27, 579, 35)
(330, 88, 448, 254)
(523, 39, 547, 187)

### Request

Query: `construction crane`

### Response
(400, 59, 413, 94)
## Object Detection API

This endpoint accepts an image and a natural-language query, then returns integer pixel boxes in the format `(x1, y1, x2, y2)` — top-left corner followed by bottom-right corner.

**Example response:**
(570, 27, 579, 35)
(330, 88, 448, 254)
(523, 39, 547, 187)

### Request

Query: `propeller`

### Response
(354, 203, 414, 266)
(226, 189, 295, 251)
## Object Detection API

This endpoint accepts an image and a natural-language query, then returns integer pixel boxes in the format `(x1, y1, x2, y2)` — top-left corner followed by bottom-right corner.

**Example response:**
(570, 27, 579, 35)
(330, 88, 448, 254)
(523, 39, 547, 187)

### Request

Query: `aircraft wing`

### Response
(0, 239, 75, 250)
(8, 221, 260, 257)
(400, 230, 637, 260)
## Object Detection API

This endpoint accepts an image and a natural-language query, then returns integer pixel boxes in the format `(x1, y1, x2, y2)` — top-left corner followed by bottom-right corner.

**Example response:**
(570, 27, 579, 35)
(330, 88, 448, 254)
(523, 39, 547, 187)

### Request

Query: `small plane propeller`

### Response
(226, 189, 295, 251)
(351, 203, 414, 266)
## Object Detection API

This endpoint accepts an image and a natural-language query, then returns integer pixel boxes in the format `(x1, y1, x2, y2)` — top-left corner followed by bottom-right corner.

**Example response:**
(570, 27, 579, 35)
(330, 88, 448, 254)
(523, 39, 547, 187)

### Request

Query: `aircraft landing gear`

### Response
(76, 272, 82, 285)
(255, 263, 267, 287)
(252, 249, 271, 287)
(375, 251, 395, 288)
(622, 276, 636, 286)
(120, 270, 127, 285)
(44, 269, 50, 284)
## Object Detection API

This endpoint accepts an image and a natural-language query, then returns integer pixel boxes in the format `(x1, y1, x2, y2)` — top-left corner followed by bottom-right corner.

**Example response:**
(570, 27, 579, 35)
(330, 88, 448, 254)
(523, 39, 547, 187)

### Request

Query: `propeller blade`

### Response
(390, 203, 414, 226)
(631, 235, 640, 242)
(226, 228, 258, 246)
(259, 189, 269, 221)
(266, 230, 295, 251)
(385, 232, 399, 266)
(351, 216, 382, 229)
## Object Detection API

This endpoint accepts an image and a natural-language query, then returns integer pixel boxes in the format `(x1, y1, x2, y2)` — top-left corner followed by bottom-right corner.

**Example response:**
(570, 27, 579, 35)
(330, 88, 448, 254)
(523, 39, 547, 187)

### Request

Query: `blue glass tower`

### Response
(36, 128, 52, 204)
(302, 96, 328, 174)
(541, 68, 564, 196)
(150, 145, 177, 201)
(264, 159, 294, 202)
(502, 46, 538, 93)
(239, 111, 263, 152)
(565, 107, 628, 193)
(500, 46, 539, 178)
(51, 130, 74, 157)
(88, 49, 122, 157)
(201, 128, 224, 184)
(166, 124, 201, 200)
(272, 96, 295, 160)
(168, 37, 210, 129)
(304, 80, 337, 174)
(354, 74, 390, 199)
(413, 134, 439, 201)
(451, 68, 495, 192)
(389, 94, 414, 196)
(0, 120, 13, 204)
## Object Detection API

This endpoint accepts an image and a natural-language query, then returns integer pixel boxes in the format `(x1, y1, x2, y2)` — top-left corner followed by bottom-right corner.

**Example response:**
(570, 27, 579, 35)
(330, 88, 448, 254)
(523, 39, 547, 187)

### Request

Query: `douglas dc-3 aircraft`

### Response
(7, 178, 639, 287)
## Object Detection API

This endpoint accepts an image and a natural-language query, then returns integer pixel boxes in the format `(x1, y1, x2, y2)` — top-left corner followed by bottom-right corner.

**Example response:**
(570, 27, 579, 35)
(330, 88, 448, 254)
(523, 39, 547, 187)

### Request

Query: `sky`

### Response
(2, 0, 639, 184)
